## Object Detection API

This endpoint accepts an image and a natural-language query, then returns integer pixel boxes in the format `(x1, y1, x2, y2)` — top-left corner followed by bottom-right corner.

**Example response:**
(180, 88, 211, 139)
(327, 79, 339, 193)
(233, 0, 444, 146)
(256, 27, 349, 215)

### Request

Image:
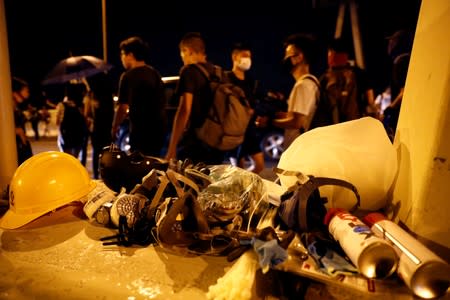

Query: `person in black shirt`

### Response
(165, 32, 226, 165)
(55, 82, 89, 160)
(226, 42, 265, 173)
(84, 73, 115, 178)
(112, 36, 167, 157)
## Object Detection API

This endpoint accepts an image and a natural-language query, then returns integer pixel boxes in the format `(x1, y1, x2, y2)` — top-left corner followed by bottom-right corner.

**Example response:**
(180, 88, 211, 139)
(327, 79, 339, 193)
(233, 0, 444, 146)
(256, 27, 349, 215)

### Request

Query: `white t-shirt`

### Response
(284, 74, 320, 148)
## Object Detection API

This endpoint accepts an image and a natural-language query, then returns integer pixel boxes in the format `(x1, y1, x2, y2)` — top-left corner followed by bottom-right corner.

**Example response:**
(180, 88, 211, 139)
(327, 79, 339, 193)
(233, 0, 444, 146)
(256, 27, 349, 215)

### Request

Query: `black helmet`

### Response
(99, 144, 169, 192)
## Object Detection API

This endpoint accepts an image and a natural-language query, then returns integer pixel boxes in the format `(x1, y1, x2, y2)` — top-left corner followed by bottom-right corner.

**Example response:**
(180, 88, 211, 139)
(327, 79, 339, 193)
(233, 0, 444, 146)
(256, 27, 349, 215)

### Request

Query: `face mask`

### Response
(237, 57, 252, 71)
(282, 56, 294, 73)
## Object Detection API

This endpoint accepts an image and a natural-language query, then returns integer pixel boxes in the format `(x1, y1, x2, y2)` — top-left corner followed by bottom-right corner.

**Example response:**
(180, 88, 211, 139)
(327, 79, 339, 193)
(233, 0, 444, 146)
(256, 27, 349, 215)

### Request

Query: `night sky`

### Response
(4, 0, 421, 103)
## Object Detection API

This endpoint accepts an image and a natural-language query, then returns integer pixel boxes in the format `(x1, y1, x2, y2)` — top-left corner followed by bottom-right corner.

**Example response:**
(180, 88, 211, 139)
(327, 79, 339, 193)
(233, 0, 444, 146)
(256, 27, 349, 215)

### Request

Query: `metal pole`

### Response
(102, 0, 107, 61)
(349, 0, 365, 69)
(335, 1, 346, 39)
(0, 0, 19, 196)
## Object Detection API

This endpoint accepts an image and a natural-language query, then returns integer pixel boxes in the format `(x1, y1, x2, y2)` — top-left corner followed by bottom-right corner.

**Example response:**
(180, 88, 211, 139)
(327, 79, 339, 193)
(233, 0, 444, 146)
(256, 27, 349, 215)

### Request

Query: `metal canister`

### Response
(325, 208, 398, 279)
(363, 212, 450, 299)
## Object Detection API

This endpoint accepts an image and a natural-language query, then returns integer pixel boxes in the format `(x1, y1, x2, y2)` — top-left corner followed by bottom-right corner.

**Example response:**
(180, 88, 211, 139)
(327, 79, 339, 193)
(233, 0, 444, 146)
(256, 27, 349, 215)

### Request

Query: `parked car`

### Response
(254, 91, 287, 161)
(116, 77, 287, 169)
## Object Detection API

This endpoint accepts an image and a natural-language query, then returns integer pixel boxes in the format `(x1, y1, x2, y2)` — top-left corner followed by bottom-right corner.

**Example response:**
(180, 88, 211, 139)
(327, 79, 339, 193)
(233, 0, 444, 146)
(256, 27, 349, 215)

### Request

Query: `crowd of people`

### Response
(10, 29, 414, 177)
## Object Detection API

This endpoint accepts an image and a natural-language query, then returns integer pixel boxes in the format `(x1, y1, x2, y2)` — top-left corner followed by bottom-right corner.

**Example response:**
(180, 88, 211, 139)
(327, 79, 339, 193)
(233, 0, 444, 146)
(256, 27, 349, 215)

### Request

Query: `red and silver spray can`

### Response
(363, 212, 450, 299)
(324, 208, 398, 279)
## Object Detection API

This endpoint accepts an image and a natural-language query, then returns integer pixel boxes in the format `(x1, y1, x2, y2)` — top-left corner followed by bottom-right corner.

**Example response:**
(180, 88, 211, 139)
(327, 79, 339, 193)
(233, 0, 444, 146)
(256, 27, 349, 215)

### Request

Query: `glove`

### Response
(252, 237, 288, 273)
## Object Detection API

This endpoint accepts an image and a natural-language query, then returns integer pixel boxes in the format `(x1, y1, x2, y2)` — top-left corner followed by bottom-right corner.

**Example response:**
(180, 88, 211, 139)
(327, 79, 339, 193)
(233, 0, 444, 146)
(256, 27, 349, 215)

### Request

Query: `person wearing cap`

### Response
(273, 33, 320, 149)
(319, 38, 376, 122)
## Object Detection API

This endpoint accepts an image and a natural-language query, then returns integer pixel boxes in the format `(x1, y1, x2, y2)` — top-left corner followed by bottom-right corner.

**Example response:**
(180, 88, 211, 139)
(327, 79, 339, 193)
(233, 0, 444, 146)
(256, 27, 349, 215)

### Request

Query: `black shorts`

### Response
(238, 127, 263, 159)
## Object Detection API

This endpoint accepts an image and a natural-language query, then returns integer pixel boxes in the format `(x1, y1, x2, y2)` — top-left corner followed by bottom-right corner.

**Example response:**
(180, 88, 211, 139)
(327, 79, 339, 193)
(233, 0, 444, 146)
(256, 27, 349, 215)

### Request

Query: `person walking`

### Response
(84, 72, 115, 178)
(111, 36, 167, 157)
(226, 42, 265, 173)
(272, 33, 320, 150)
(165, 32, 226, 165)
(55, 82, 89, 160)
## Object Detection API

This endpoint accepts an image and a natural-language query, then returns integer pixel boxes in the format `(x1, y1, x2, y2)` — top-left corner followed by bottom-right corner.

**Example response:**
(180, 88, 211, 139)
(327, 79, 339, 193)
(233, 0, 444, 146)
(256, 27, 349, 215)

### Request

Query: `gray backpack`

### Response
(195, 64, 253, 151)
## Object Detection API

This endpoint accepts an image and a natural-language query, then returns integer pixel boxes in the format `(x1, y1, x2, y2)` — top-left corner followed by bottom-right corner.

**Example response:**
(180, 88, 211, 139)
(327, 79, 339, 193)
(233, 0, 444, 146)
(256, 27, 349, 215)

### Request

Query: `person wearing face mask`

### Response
(273, 33, 320, 149)
(225, 42, 265, 174)
(165, 32, 226, 165)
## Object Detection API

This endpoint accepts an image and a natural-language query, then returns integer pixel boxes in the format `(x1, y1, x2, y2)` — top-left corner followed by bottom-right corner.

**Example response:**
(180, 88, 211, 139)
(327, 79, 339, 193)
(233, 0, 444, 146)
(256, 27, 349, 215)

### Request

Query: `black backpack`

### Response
(194, 63, 253, 151)
(311, 66, 363, 129)
(60, 102, 88, 147)
(305, 74, 338, 130)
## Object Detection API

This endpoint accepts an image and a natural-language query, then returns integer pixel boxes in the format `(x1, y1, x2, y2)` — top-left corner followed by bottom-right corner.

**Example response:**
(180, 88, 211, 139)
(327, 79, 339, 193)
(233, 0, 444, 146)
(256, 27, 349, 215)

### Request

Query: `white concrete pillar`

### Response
(392, 0, 450, 256)
(0, 0, 18, 196)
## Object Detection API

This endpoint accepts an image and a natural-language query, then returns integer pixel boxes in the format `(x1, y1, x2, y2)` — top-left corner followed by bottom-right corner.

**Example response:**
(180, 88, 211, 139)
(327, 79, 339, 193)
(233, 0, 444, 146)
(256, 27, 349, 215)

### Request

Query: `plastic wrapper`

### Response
(197, 165, 269, 231)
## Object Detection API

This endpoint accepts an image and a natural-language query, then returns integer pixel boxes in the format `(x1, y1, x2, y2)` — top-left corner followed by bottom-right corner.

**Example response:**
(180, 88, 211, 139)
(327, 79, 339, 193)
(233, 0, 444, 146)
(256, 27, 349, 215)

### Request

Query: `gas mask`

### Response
(237, 57, 252, 71)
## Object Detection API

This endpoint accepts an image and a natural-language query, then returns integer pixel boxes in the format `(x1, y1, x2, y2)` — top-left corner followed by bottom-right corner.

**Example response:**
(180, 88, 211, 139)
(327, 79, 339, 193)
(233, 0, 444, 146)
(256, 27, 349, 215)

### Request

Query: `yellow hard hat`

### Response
(0, 151, 96, 229)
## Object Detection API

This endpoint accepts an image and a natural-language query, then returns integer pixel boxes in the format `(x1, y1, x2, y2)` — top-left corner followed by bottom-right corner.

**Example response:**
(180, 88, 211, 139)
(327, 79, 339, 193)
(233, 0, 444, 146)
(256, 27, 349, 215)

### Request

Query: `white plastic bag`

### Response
(277, 117, 397, 211)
